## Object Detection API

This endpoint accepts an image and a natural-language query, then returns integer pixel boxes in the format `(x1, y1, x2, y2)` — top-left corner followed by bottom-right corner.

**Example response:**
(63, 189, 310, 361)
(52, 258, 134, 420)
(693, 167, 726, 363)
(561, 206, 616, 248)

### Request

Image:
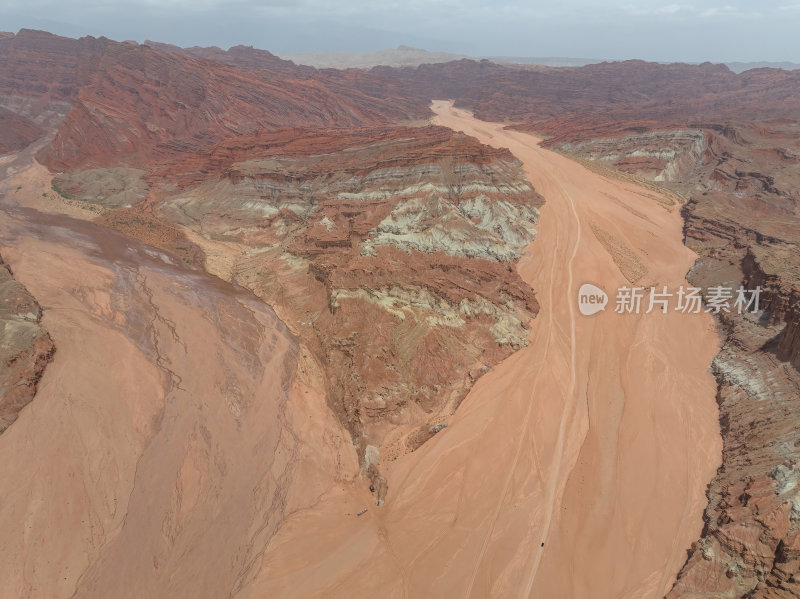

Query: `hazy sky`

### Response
(1, 0, 799, 62)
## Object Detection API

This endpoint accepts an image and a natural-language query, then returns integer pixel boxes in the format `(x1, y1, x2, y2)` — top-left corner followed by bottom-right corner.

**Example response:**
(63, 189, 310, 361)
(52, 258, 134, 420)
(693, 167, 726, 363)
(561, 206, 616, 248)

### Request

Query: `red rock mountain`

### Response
(1, 31, 798, 597)
(0, 30, 544, 502)
(0, 30, 429, 170)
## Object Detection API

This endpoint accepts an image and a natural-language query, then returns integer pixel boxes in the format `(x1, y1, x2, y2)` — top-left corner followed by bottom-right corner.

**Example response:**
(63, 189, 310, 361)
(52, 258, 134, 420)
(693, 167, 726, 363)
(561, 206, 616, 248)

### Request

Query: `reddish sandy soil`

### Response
(0, 30, 794, 597)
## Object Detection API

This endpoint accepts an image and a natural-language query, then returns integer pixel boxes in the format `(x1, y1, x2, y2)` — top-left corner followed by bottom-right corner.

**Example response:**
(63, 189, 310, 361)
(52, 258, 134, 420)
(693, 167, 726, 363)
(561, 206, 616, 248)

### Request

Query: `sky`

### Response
(1, 0, 799, 62)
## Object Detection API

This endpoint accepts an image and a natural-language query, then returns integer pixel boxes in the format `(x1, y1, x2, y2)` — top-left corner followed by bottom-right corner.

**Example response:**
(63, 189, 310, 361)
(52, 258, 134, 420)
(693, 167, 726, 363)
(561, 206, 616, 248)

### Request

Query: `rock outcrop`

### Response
(554, 128, 707, 183)
(0, 252, 54, 432)
(157, 125, 543, 474)
(780, 309, 800, 370)
(666, 297, 800, 597)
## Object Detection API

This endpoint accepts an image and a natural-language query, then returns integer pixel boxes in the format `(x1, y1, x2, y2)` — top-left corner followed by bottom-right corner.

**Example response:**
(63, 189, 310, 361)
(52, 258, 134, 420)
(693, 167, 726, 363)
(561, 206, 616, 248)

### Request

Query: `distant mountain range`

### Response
(281, 45, 800, 73)
(280, 47, 607, 69)
(725, 61, 800, 73)
(279, 45, 468, 69)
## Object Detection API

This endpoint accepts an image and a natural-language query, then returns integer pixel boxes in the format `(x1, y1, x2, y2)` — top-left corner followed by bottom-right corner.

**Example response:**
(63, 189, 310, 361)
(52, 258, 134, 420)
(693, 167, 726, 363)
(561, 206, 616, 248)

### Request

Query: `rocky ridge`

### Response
(0, 30, 430, 172)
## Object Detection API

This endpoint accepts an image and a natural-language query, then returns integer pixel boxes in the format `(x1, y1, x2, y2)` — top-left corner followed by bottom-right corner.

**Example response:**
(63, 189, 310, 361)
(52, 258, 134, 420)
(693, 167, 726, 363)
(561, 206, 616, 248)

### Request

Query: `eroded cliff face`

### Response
(153, 125, 542, 492)
(555, 128, 707, 183)
(781, 311, 800, 370)
(667, 257, 800, 596)
(0, 252, 54, 433)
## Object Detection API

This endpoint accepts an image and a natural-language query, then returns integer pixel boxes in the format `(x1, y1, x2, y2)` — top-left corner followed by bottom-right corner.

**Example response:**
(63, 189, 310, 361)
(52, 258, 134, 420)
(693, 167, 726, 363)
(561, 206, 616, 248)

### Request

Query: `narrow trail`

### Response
(522, 175, 584, 598)
(463, 222, 560, 599)
(460, 126, 586, 599)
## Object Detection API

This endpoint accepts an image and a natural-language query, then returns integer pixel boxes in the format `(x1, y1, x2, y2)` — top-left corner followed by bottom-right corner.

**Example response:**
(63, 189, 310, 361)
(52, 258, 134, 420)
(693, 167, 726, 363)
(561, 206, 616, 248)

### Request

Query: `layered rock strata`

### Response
(157, 125, 543, 485)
